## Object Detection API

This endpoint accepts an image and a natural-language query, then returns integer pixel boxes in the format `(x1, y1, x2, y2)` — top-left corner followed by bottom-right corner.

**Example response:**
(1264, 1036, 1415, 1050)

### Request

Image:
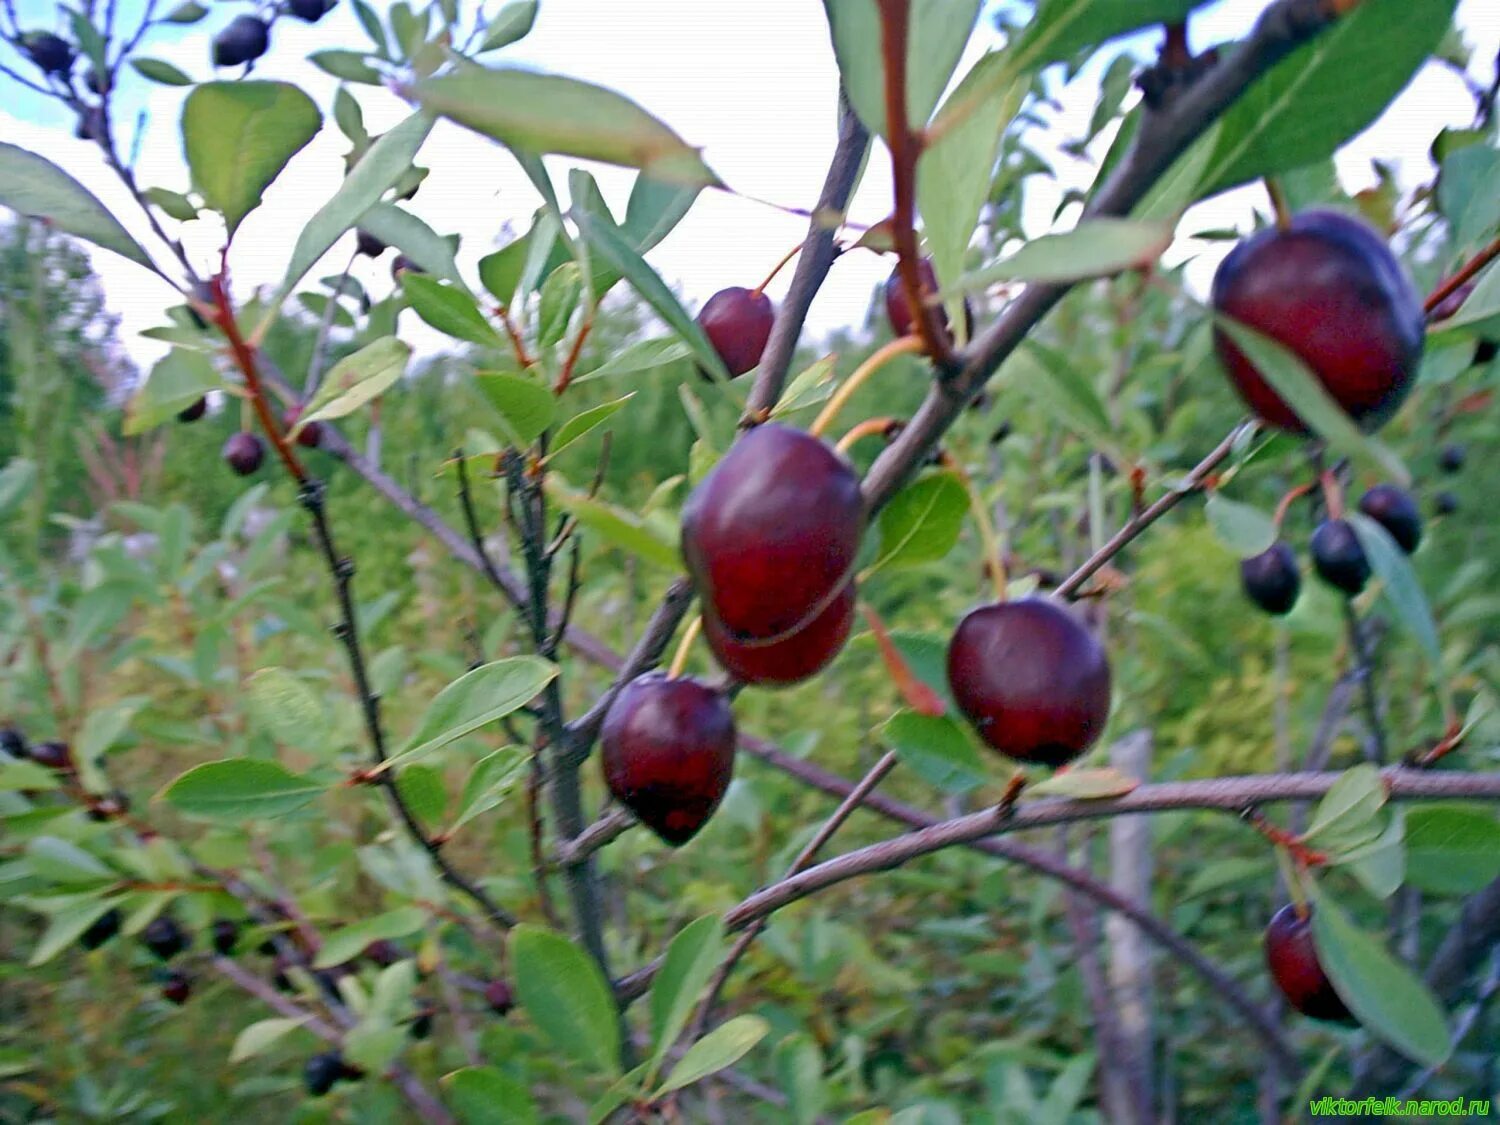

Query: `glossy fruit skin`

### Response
(600, 673, 736, 846)
(284, 406, 324, 449)
(223, 432, 265, 476)
(79, 908, 122, 951)
(1357, 484, 1422, 554)
(288, 0, 334, 21)
(87, 790, 130, 821)
(1264, 904, 1352, 1022)
(946, 598, 1111, 767)
(1310, 519, 1371, 595)
(681, 423, 864, 643)
(885, 257, 972, 342)
(363, 939, 401, 967)
(304, 1052, 344, 1097)
(1240, 542, 1301, 616)
(177, 396, 207, 423)
(1211, 210, 1423, 432)
(141, 916, 190, 961)
(0, 727, 26, 759)
(697, 287, 775, 377)
(211, 919, 240, 956)
(356, 228, 386, 257)
(483, 979, 514, 1015)
(25, 33, 74, 74)
(391, 254, 421, 279)
(703, 581, 854, 686)
(1438, 444, 1465, 474)
(29, 741, 73, 771)
(161, 970, 192, 1006)
(213, 15, 270, 67)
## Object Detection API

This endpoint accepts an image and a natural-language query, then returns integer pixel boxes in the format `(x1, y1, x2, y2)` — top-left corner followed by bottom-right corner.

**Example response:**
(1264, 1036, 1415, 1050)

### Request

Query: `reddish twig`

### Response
(1424, 233, 1500, 317)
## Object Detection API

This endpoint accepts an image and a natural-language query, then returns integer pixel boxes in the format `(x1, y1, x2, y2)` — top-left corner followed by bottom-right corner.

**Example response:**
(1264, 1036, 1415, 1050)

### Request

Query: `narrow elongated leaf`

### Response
(124, 349, 222, 436)
(27, 838, 113, 884)
(1304, 764, 1385, 842)
(479, 236, 530, 306)
(161, 760, 326, 821)
(358, 203, 463, 285)
(544, 481, 680, 570)
(550, 394, 634, 458)
(1310, 887, 1450, 1067)
(476, 372, 555, 446)
(181, 82, 321, 236)
(416, 68, 716, 187)
(480, 1, 539, 51)
(655, 1015, 769, 1096)
(1404, 806, 1500, 895)
(1026, 768, 1138, 800)
(576, 337, 692, 383)
(230, 1018, 305, 1063)
(649, 916, 726, 1070)
(314, 906, 427, 968)
(1204, 494, 1277, 557)
(448, 746, 528, 835)
(395, 657, 558, 766)
(402, 274, 504, 346)
(296, 337, 411, 430)
(246, 667, 327, 751)
(873, 470, 967, 570)
(1348, 514, 1441, 665)
(131, 57, 194, 85)
(511, 924, 622, 1076)
(77, 697, 147, 762)
(0, 144, 157, 272)
(951, 219, 1172, 290)
(880, 711, 986, 794)
(443, 1066, 540, 1124)
(30, 898, 116, 966)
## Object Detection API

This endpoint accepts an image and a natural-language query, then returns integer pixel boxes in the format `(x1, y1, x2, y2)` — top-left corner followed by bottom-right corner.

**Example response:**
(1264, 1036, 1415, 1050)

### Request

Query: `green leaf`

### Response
(1196, 0, 1457, 195)
(879, 711, 987, 794)
(230, 1018, 305, 1063)
(654, 1015, 769, 1097)
(181, 81, 321, 237)
(342, 1023, 405, 1075)
(0, 758, 60, 791)
(443, 1066, 540, 1125)
(448, 746, 528, 835)
(951, 219, 1172, 290)
(0, 457, 37, 519)
(873, 470, 967, 570)
(245, 667, 326, 750)
(1337, 813, 1405, 900)
(1403, 806, 1500, 895)
(417, 68, 716, 186)
(511, 924, 622, 1076)
(314, 906, 427, 969)
(823, 0, 983, 137)
(394, 657, 559, 766)
(1348, 514, 1441, 665)
(358, 202, 463, 285)
(77, 697, 147, 762)
(309, 50, 383, 85)
(165, 1, 208, 23)
(478, 236, 530, 306)
(1309, 887, 1450, 1067)
(276, 112, 433, 302)
(1214, 316, 1409, 484)
(475, 372, 556, 447)
(1013, 0, 1197, 72)
(160, 759, 326, 821)
(576, 337, 693, 383)
(1026, 768, 1138, 800)
(1204, 494, 1277, 557)
(131, 57, 194, 86)
(1437, 145, 1500, 250)
(775, 1034, 826, 1125)
(123, 349, 222, 436)
(550, 393, 634, 459)
(771, 357, 838, 416)
(27, 837, 113, 884)
(395, 764, 446, 824)
(296, 336, 411, 431)
(402, 274, 503, 347)
(623, 175, 702, 254)
(572, 210, 730, 381)
(0, 144, 157, 272)
(479, 0, 539, 52)
(648, 916, 726, 1072)
(544, 481, 680, 571)
(538, 263, 583, 347)
(143, 187, 198, 221)
(29, 898, 116, 966)
(1304, 764, 1385, 843)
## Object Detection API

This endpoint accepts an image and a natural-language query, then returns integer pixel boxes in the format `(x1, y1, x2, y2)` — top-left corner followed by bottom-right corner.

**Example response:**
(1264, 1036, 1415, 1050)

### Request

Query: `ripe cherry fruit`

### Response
(681, 423, 864, 644)
(947, 597, 1111, 767)
(885, 257, 972, 343)
(1309, 519, 1370, 596)
(1264, 904, 1352, 1022)
(212, 15, 270, 67)
(24, 33, 74, 74)
(223, 432, 265, 476)
(356, 228, 387, 258)
(303, 1052, 348, 1097)
(600, 672, 736, 846)
(28, 741, 73, 772)
(1356, 484, 1421, 554)
(483, 979, 514, 1015)
(141, 915, 190, 961)
(1212, 210, 1423, 432)
(703, 581, 855, 687)
(288, 0, 335, 22)
(697, 287, 775, 377)
(284, 405, 324, 449)
(211, 918, 240, 956)
(79, 908, 122, 951)
(160, 969, 192, 1006)
(177, 396, 207, 423)
(1240, 542, 1301, 616)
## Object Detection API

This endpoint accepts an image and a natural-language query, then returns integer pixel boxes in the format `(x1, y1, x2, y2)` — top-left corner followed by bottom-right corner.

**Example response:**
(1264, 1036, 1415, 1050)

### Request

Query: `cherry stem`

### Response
(667, 615, 702, 680)
(497, 305, 535, 369)
(1263, 176, 1293, 231)
(938, 450, 1007, 601)
(1317, 468, 1344, 519)
(210, 273, 308, 483)
(1271, 481, 1314, 534)
(809, 335, 925, 438)
(835, 415, 903, 454)
(555, 305, 595, 395)
(1274, 843, 1310, 916)
(1424, 232, 1500, 318)
(750, 242, 803, 298)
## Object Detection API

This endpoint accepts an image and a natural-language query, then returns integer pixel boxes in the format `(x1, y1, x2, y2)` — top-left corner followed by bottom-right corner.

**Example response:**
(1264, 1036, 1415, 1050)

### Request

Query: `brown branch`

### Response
(1424, 233, 1500, 317)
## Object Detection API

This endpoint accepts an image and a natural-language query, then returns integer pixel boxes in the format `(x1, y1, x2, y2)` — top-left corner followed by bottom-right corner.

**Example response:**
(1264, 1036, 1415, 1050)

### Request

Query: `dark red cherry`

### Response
(211, 918, 240, 956)
(284, 405, 324, 449)
(681, 423, 864, 643)
(1357, 484, 1421, 554)
(356, 228, 386, 257)
(697, 287, 775, 377)
(946, 598, 1111, 767)
(600, 673, 736, 846)
(86, 790, 130, 821)
(141, 915, 190, 961)
(28, 741, 73, 771)
(177, 396, 207, 423)
(703, 581, 854, 686)
(884, 257, 971, 343)
(483, 979, 514, 1015)
(363, 939, 402, 967)
(1310, 519, 1370, 595)
(212, 15, 270, 67)
(79, 908, 122, 951)
(1211, 210, 1423, 433)
(392, 254, 422, 280)
(1240, 542, 1301, 616)
(160, 969, 192, 1006)
(288, 0, 334, 22)
(223, 432, 265, 476)
(24, 33, 74, 74)
(1264, 904, 1352, 1022)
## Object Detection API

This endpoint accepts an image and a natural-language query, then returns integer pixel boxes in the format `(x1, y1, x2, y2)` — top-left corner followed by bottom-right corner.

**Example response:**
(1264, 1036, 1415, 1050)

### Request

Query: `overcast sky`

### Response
(3, 0, 1497, 366)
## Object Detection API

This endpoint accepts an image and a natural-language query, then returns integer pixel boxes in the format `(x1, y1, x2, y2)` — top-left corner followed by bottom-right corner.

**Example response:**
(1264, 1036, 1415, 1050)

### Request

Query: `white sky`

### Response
(2, 0, 1498, 365)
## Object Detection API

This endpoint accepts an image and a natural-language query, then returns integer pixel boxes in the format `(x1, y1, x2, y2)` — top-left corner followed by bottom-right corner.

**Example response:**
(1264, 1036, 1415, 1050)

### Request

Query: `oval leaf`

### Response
(654, 1014, 770, 1097)
(1403, 805, 1500, 895)
(314, 906, 427, 969)
(160, 759, 326, 821)
(648, 915, 726, 1070)
(297, 336, 411, 430)
(1348, 513, 1441, 666)
(230, 1017, 305, 1063)
(879, 711, 987, 794)
(873, 470, 968, 570)
(0, 143, 157, 272)
(394, 656, 558, 766)
(1204, 494, 1277, 557)
(510, 924, 622, 1076)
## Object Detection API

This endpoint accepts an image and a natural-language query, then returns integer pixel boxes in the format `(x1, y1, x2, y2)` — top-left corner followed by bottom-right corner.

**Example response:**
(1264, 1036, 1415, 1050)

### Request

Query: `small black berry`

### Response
(211, 918, 240, 955)
(1310, 519, 1371, 596)
(177, 397, 207, 423)
(1240, 541, 1301, 615)
(1438, 444, 1465, 474)
(79, 908, 122, 951)
(1357, 484, 1422, 554)
(24, 33, 74, 74)
(141, 915, 190, 961)
(161, 969, 192, 1005)
(212, 15, 270, 67)
(223, 432, 265, 476)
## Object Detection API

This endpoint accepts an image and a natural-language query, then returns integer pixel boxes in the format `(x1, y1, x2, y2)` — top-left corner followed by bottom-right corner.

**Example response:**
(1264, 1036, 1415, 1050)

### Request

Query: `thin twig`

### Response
(1342, 600, 1388, 764)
